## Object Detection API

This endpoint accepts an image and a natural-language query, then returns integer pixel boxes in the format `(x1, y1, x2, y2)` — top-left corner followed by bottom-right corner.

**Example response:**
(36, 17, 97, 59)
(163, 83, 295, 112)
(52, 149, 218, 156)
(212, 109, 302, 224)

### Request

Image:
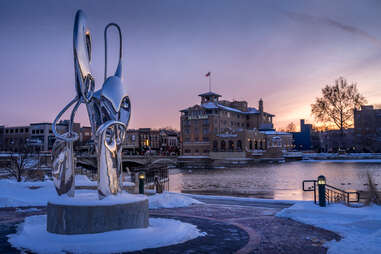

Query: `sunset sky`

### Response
(1, 0, 381, 130)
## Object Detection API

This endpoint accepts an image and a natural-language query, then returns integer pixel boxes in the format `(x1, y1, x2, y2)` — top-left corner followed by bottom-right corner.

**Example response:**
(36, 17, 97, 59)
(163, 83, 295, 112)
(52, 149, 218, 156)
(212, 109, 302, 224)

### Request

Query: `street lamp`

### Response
(138, 172, 145, 194)
(317, 175, 326, 207)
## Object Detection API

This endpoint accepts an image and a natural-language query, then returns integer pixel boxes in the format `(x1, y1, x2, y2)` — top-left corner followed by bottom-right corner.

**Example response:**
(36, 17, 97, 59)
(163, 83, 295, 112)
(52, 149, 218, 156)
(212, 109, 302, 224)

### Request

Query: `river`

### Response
(168, 161, 381, 200)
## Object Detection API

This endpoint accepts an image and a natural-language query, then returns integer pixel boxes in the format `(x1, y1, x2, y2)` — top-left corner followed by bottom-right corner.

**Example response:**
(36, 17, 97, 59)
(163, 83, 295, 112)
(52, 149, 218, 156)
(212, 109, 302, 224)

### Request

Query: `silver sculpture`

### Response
(52, 10, 131, 199)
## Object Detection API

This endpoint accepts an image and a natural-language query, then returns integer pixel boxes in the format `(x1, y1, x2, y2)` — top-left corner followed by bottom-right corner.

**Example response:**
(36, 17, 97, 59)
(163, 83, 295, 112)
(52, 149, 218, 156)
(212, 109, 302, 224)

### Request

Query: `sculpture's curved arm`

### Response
(96, 120, 126, 199)
(104, 23, 122, 82)
(52, 96, 80, 142)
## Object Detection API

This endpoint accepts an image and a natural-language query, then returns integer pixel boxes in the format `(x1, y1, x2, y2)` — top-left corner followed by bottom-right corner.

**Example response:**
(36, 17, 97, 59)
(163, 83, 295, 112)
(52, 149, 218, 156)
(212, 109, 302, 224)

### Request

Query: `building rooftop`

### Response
(198, 91, 221, 97)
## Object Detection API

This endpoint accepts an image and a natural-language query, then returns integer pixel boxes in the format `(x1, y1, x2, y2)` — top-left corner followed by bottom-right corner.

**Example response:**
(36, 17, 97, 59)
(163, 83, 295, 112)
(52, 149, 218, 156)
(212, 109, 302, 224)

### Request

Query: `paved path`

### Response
(0, 200, 340, 254)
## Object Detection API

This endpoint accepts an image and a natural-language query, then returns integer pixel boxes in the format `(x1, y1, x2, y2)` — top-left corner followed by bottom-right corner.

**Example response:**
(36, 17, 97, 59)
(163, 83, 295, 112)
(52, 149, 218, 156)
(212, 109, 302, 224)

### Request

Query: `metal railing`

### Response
(131, 166, 169, 191)
(303, 180, 360, 206)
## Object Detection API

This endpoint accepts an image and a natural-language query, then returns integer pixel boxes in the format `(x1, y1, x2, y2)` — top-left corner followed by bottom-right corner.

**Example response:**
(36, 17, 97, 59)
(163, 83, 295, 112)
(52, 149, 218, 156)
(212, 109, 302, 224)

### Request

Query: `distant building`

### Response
(354, 105, 381, 136)
(123, 128, 180, 155)
(0, 126, 4, 151)
(1, 122, 78, 153)
(160, 129, 180, 155)
(354, 105, 381, 152)
(292, 119, 313, 150)
(79, 126, 92, 144)
(179, 90, 291, 156)
(3, 125, 30, 152)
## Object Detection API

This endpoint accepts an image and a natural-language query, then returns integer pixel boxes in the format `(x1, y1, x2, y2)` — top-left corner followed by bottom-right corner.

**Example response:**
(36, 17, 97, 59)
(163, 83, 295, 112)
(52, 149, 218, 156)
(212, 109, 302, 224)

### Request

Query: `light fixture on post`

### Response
(317, 175, 326, 207)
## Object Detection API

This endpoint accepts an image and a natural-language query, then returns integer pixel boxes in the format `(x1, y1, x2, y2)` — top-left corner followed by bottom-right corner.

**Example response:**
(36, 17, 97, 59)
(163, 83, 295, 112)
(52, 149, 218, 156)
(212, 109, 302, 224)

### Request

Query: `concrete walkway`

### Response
(0, 199, 340, 254)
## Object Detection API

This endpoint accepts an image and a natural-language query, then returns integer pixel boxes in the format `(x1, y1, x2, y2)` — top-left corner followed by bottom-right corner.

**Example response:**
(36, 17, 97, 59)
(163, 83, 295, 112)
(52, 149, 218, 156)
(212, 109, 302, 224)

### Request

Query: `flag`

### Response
(205, 72, 211, 77)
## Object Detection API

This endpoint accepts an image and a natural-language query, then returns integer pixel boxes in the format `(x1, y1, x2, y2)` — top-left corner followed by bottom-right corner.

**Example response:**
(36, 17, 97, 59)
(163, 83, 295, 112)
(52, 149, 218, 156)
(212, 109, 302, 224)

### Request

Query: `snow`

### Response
(260, 130, 291, 135)
(75, 175, 135, 187)
(148, 192, 203, 209)
(0, 179, 55, 207)
(277, 202, 381, 254)
(0, 179, 200, 209)
(201, 102, 218, 109)
(16, 208, 41, 213)
(303, 159, 381, 163)
(75, 174, 96, 186)
(8, 215, 206, 254)
(49, 192, 147, 206)
(182, 193, 298, 205)
(177, 156, 210, 159)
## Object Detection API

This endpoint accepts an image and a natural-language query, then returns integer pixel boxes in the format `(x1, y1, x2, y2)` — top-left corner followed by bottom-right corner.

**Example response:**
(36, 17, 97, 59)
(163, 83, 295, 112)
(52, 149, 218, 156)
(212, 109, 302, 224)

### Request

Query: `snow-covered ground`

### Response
(182, 193, 298, 204)
(303, 153, 381, 161)
(75, 174, 97, 186)
(149, 192, 203, 209)
(0, 179, 200, 209)
(8, 215, 206, 254)
(277, 202, 381, 254)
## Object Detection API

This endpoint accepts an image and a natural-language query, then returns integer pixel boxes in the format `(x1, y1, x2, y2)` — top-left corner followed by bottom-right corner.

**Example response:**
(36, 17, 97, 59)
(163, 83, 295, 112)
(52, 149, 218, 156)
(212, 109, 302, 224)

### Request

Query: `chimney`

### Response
(259, 98, 263, 113)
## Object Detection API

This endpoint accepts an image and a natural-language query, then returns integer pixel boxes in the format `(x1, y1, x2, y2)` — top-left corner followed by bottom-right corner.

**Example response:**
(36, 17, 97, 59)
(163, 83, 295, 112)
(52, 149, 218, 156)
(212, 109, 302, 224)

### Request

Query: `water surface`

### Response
(169, 161, 381, 200)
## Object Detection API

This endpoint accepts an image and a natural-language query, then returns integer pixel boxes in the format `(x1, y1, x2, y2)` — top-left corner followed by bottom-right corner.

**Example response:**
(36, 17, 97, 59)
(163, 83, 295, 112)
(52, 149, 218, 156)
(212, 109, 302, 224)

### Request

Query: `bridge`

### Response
(76, 154, 178, 170)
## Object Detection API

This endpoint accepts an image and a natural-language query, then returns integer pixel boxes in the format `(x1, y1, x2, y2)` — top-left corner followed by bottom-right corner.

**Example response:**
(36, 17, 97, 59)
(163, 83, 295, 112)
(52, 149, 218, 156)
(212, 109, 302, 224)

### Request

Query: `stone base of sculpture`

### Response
(47, 193, 148, 234)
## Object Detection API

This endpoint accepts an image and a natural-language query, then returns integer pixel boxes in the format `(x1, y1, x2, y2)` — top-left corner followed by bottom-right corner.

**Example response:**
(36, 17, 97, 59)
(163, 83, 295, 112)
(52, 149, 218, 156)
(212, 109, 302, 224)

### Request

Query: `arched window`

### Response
(213, 140, 218, 152)
(228, 140, 234, 151)
(237, 140, 242, 151)
(249, 140, 253, 150)
(221, 140, 226, 151)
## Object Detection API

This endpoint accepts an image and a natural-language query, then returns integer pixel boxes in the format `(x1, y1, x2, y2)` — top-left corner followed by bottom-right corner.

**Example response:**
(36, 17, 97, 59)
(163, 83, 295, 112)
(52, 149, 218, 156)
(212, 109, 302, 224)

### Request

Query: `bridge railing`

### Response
(131, 166, 170, 191)
(303, 179, 360, 206)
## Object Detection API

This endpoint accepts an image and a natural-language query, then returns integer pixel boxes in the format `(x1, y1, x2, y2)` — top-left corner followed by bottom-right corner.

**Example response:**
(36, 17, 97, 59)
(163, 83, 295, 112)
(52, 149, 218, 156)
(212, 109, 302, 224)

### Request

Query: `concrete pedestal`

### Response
(47, 193, 148, 234)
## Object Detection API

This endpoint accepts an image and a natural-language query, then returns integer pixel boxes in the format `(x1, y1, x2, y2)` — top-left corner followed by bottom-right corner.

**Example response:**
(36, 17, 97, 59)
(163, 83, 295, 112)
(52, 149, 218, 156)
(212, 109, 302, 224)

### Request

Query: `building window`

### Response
(213, 140, 218, 152)
(228, 140, 234, 151)
(221, 140, 226, 151)
(255, 141, 258, 149)
(237, 140, 242, 151)
(249, 140, 253, 150)
(185, 149, 191, 153)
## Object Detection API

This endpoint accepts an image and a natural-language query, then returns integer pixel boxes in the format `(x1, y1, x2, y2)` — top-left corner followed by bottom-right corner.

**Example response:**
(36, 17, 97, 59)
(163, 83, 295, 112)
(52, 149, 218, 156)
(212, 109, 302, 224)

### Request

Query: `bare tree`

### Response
(6, 148, 31, 182)
(285, 122, 296, 132)
(311, 77, 367, 134)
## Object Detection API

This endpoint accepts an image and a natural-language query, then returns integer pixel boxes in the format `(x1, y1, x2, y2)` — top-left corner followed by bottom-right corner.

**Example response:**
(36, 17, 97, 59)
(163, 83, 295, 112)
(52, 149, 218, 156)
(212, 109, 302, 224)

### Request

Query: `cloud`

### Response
(281, 10, 381, 47)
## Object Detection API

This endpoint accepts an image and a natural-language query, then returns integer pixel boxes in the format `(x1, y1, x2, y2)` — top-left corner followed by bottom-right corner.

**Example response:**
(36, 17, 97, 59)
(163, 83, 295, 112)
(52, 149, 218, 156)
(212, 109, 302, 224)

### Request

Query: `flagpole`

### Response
(209, 73, 211, 92)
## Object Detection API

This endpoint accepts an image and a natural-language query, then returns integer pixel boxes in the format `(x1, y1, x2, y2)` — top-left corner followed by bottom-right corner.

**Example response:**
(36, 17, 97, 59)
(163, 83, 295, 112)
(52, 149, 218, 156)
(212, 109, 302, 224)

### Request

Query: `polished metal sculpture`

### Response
(52, 10, 131, 199)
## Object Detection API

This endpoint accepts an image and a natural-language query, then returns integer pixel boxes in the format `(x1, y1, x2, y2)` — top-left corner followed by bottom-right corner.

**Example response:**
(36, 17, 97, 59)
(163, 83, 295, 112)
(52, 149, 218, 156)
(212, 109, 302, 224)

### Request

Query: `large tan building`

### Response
(180, 91, 288, 156)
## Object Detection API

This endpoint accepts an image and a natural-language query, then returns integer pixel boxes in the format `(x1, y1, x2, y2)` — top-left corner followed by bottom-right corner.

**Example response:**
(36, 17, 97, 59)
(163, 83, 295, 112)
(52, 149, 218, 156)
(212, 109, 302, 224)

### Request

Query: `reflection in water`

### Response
(169, 161, 381, 200)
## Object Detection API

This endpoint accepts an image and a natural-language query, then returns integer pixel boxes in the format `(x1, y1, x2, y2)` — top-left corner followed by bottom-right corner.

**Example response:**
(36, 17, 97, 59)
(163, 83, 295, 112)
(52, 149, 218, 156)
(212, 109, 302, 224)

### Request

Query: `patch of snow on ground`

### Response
(49, 191, 146, 206)
(15, 208, 41, 213)
(149, 192, 203, 209)
(0, 179, 55, 207)
(277, 202, 381, 254)
(0, 179, 200, 209)
(75, 175, 96, 186)
(8, 215, 206, 254)
(182, 193, 298, 205)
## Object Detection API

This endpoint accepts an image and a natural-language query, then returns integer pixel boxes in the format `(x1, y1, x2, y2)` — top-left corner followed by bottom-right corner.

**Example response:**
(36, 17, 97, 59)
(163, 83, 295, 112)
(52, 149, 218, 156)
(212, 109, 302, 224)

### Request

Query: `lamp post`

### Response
(317, 175, 326, 207)
(138, 172, 145, 194)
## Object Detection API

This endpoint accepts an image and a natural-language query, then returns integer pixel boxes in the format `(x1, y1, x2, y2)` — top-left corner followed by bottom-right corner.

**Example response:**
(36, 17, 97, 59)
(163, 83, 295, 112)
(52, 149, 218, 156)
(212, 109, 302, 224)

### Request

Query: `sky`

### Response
(1, 0, 381, 131)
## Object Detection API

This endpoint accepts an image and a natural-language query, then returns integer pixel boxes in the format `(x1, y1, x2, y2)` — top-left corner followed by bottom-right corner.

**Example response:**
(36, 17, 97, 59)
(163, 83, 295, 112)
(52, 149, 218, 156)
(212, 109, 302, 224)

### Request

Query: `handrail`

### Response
(302, 179, 360, 206)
